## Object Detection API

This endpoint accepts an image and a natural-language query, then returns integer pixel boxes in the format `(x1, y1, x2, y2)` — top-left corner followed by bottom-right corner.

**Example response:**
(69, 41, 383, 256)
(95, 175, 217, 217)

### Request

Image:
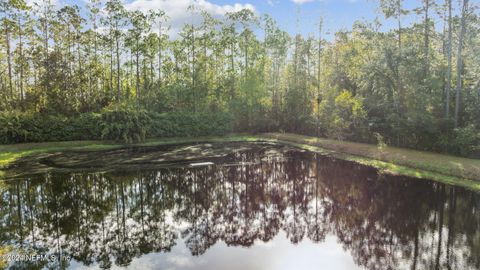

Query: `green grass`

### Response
(1, 133, 479, 191)
(262, 133, 480, 191)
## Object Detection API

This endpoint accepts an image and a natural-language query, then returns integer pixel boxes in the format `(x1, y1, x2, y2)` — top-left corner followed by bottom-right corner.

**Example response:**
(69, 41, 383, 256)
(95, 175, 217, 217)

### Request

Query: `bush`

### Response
(0, 111, 102, 144)
(437, 125, 480, 157)
(0, 109, 232, 144)
(100, 104, 151, 144)
(0, 111, 29, 144)
(320, 90, 367, 141)
(69, 113, 102, 140)
(149, 111, 232, 137)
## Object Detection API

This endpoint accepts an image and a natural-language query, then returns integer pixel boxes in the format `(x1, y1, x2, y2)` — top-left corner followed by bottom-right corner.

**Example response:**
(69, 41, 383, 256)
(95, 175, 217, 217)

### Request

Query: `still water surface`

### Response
(1, 143, 479, 270)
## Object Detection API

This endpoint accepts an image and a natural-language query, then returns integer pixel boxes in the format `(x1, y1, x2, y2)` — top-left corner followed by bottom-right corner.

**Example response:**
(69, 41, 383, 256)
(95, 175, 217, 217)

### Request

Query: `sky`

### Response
(48, 0, 449, 40)
(122, 0, 382, 39)
(221, 0, 383, 38)
(120, 0, 440, 39)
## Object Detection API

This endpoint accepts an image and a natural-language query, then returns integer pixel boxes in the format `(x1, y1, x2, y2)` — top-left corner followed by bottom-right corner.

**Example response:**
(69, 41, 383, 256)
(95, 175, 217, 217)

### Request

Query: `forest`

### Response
(0, 0, 479, 157)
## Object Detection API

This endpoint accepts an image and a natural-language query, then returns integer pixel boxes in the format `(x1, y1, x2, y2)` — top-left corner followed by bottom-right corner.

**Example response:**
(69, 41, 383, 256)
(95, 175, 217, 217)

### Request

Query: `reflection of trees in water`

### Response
(1, 148, 479, 270)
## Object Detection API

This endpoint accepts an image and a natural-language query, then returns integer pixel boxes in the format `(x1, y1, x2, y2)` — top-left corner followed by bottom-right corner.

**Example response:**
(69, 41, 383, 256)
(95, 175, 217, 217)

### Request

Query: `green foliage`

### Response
(0, 111, 29, 144)
(0, 111, 101, 144)
(149, 111, 232, 137)
(320, 90, 367, 141)
(1, 0, 479, 158)
(402, 112, 438, 150)
(438, 125, 480, 157)
(100, 104, 151, 143)
(0, 109, 232, 144)
(69, 113, 102, 140)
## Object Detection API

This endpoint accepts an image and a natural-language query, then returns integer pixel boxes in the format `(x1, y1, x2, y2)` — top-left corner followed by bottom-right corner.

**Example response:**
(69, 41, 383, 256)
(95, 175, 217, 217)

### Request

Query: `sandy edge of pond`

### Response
(1, 133, 479, 191)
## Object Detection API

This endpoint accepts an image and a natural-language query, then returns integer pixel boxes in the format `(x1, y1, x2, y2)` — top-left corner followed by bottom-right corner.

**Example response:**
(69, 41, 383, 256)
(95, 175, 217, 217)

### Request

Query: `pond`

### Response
(1, 142, 479, 270)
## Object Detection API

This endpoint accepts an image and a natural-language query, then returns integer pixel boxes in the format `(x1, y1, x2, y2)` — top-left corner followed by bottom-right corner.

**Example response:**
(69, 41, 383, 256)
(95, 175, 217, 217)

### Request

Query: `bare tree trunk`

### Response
(150, 56, 154, 90)
(93, 17, 98, 94)
(397, 0, 404, 114)
(77, 30, 83, 94)
(454, 0, 469, 128)
(317, 19, 322, 137)
(18, 18, 24, 107)
(397, 2, 401, 50)
(143, 57, 147, 100)
(244, 33, 248, 83)
(445, 0, 452, 118)
(42, 3, 49, 57)
(116, 33, 121, 101)
(423, 0, 430, 76)
(5, 26, 13, 101)
(158, 22, 162, 87)
(192, 25, 196, 112)
(135, 39, 140, 104)
(230, 39, 235, 100)
(110, 40, 114, 95)
(204, 33, 207, 85)
(130, 50, 133, 92)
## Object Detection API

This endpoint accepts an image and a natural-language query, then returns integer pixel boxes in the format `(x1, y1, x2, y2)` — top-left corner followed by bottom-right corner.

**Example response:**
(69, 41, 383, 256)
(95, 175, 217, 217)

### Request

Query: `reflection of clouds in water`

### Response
(165, 254, 196, 268)
(271, 234, 362, 270)
(119, 242, 204, 270)
(120, 232, 363, 270)
(2, 143, 479, 270)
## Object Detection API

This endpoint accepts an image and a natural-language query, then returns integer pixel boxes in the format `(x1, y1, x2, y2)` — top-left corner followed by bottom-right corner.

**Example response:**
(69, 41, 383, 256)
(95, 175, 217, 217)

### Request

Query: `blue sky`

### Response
(248, 0, 382, 38)
(52, 0, 447, 39)
(237, 0, 441, 39)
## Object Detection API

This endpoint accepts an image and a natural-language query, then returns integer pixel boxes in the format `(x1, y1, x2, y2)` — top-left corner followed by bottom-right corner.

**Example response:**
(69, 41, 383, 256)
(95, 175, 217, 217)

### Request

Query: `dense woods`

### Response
(0, 0, 479, 156)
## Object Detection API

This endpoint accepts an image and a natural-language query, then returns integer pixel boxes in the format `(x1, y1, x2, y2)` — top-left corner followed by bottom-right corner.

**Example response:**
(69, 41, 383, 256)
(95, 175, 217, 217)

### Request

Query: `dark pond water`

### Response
(1, 143, 479, 270)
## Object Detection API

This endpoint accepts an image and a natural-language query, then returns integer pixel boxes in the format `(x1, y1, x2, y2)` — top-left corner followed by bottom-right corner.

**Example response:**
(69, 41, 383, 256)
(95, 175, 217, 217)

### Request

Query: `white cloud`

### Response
(124, 0, 256, 36)
(291, 0, 315, 4)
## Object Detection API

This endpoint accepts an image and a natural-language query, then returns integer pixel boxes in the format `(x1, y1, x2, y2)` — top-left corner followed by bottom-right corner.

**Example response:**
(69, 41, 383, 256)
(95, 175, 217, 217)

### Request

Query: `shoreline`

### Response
(1, 133, 479, 191)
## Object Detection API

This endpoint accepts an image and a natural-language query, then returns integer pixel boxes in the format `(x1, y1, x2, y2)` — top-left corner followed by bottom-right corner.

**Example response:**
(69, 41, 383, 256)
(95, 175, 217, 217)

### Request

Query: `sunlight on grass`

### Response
(262, 133, 480, 192)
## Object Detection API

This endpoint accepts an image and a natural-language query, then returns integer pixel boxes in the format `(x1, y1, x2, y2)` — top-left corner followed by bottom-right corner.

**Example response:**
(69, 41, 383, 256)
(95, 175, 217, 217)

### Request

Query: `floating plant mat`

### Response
(3, 141, 300, 178)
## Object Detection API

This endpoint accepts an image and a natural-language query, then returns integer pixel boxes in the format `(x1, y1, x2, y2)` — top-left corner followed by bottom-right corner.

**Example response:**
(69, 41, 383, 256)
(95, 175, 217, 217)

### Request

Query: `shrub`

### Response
(0, 111, 103, 143)
(321, 90, 367, 141)
(0, 111, 29, 144)
(0, 109, 232, 144)
(0, 111, 70, 143)
(69, 113, 102, 140)
(437, 125, 480, 157)
(99, 104, 151, 144)
(149, 111, 232, 138)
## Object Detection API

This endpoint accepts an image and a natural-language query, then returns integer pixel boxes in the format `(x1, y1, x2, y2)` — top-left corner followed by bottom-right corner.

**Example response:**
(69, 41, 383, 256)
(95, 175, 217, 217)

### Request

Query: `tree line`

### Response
(0, 0, 479, 155)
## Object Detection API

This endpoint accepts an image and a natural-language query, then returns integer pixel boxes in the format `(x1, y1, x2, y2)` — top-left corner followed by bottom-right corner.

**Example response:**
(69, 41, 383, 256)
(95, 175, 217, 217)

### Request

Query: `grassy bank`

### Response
(1, 133, 479, 191)
(263, 133, 480, 191)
